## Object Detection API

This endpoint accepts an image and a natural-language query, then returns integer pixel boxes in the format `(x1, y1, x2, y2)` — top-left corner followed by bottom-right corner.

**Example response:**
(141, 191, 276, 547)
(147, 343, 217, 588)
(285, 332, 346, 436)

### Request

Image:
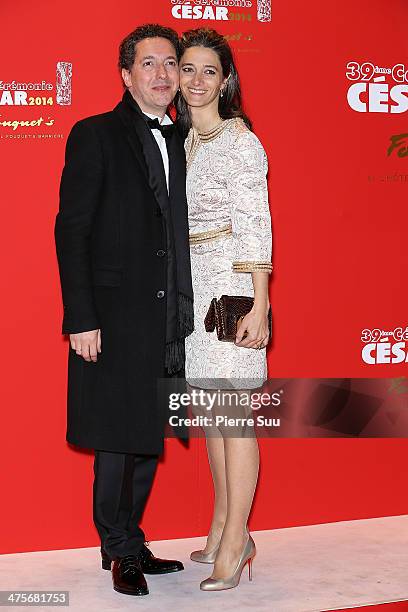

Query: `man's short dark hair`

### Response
(118, 24, 180, 73)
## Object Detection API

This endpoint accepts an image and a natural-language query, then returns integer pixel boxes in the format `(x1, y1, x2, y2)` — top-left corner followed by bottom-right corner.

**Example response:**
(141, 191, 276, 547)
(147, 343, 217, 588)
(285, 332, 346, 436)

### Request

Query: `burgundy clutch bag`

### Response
(204, 295, 272, 342)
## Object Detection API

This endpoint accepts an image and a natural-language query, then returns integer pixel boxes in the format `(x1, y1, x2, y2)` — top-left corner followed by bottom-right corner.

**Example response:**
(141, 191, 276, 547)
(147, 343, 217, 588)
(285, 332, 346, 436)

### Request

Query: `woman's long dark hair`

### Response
(176, 28, 251, 137)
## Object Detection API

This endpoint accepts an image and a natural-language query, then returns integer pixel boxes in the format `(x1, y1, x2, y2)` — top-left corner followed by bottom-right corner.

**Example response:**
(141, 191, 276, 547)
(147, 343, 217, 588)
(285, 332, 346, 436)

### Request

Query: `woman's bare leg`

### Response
(200, 435, 228, 553)
(210, 390, 260, 578)
(187, 383, 227, 553)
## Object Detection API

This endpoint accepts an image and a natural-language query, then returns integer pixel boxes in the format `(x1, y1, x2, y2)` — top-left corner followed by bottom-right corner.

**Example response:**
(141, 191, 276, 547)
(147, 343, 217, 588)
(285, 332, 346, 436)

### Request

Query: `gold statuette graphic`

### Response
(56, 61, 72, 105)
(257, 0, 271, 22)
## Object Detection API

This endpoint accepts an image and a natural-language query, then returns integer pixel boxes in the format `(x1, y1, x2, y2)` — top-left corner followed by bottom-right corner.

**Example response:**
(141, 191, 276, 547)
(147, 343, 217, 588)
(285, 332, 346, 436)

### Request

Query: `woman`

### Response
(177, 28, 273, 591)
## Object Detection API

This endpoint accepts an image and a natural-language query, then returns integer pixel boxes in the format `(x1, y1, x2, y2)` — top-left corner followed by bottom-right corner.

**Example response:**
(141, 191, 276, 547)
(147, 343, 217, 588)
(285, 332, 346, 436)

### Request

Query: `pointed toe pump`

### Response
(190, 541, 220, 564)
(199, 533, 256, 591)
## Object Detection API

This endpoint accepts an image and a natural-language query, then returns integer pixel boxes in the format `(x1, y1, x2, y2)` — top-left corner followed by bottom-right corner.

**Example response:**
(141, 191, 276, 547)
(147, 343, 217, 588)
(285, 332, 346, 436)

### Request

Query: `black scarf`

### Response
(122, 90, 194, 373)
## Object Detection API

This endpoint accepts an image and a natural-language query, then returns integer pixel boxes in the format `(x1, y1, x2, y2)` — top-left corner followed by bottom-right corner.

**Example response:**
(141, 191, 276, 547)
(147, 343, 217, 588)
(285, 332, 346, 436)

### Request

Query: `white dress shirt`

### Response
(144, 111, 173, 194)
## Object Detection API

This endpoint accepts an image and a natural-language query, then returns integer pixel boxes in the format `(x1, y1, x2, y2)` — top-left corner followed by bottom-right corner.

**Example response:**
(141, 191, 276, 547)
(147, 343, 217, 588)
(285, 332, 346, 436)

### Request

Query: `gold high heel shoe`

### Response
(190, 541, 220, 564)
(199, 533, 256, 591)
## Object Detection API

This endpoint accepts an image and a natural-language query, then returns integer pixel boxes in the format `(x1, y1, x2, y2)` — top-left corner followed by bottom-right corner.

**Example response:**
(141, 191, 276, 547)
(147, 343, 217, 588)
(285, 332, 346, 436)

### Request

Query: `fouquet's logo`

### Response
(387, 133, 408, 157)
(361, 327, 408, 365)
(346, 61, 408, 114)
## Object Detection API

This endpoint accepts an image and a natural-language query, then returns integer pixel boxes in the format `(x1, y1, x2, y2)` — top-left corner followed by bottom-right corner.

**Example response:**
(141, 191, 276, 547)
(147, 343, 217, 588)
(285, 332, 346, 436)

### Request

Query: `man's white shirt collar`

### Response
(144, 111, 173, 126)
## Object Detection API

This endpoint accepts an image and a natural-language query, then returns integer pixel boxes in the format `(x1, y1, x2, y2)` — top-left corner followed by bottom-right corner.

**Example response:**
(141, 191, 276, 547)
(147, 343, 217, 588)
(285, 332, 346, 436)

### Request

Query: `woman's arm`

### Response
(228, 128, 273, 349)
(235, 271, 270, 348)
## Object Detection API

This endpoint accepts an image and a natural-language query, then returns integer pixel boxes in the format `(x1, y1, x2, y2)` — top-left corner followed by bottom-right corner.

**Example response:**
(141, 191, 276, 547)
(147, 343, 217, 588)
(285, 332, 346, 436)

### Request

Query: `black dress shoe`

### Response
(111, 554, 148, 596)
(101, 544, 183, 575)
(138, 543, 184, 575)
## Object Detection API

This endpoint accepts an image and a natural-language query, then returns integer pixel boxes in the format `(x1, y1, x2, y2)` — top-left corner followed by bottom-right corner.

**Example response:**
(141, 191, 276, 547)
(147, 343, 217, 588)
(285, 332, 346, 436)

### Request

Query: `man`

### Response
(54, 24, 194, 597)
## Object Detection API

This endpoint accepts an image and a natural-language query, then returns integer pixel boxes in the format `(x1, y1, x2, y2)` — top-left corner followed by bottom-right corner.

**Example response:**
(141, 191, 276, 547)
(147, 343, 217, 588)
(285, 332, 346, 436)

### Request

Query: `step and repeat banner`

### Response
(0, 0, 407, 554)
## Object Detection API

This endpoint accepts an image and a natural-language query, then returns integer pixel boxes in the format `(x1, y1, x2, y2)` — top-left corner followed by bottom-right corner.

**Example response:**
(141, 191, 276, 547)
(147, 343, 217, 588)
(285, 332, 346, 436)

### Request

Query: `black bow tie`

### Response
(146, 117, 175, 138)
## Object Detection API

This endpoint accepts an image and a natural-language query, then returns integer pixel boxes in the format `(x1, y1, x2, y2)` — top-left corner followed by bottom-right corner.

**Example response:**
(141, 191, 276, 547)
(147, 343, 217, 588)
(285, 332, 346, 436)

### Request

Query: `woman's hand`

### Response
(235, 306, 270, 349)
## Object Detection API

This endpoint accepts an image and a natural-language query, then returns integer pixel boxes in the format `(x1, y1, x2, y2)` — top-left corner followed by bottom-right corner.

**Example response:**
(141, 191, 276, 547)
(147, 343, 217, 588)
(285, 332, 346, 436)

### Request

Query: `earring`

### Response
(220, 88, 224, 98)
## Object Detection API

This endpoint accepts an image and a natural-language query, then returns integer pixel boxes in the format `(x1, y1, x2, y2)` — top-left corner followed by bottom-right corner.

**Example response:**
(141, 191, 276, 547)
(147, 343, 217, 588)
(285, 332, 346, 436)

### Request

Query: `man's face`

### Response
(122, 37, 179, 117)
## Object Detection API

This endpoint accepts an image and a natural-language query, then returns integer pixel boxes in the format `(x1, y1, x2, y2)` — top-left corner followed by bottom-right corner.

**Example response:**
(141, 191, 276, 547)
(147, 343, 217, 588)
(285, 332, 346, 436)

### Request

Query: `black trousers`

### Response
(93, 449, 158, 558)
(92, 367, 186, 559)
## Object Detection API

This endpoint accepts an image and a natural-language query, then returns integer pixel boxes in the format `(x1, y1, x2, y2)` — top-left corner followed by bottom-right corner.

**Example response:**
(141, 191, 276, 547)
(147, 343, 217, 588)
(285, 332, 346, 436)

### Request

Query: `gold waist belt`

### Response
(189, 223, 232, 244)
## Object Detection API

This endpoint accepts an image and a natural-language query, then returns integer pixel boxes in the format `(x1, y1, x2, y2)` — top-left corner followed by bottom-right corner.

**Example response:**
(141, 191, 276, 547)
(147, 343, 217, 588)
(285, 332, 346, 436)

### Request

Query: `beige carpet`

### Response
(0, 516, 407, 611)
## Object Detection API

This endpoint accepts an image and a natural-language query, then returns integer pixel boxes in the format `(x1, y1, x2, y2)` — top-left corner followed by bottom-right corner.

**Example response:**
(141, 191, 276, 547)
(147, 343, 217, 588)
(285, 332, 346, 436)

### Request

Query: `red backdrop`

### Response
(0, 0, 407, 554)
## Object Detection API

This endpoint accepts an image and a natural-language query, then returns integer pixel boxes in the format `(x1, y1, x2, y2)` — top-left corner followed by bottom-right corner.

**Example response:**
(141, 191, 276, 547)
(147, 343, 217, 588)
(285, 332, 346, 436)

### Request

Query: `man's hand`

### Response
(69, 329, 101, 362)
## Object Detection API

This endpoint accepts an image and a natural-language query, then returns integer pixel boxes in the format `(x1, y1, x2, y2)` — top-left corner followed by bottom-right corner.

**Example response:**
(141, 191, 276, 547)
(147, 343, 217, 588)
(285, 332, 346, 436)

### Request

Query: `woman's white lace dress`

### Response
(184, 118, 273, 389)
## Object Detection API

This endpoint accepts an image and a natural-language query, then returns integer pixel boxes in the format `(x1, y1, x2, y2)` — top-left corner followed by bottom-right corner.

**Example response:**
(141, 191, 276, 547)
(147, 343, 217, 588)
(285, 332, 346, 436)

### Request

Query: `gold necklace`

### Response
(198, 119, 228, 139)
(186, 118, 235, 170)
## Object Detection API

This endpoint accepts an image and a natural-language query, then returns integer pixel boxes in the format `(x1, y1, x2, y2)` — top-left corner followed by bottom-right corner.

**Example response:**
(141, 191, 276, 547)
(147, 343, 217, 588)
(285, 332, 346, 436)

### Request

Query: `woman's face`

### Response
(179, 46, 227, 110)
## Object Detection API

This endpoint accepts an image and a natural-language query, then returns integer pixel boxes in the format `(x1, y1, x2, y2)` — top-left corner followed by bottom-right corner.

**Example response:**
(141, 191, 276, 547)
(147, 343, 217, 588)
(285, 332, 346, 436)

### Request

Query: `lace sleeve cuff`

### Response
(232, 261, 273, 273)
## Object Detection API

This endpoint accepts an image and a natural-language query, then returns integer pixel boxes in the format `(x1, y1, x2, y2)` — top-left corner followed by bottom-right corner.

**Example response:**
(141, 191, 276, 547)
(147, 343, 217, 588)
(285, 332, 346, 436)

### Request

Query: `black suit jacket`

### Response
(54, 93, 190, 454)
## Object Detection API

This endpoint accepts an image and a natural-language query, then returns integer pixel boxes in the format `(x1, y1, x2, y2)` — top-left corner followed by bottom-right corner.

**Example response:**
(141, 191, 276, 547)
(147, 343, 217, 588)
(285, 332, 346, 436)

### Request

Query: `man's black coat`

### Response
(54, 92, 191, 454)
